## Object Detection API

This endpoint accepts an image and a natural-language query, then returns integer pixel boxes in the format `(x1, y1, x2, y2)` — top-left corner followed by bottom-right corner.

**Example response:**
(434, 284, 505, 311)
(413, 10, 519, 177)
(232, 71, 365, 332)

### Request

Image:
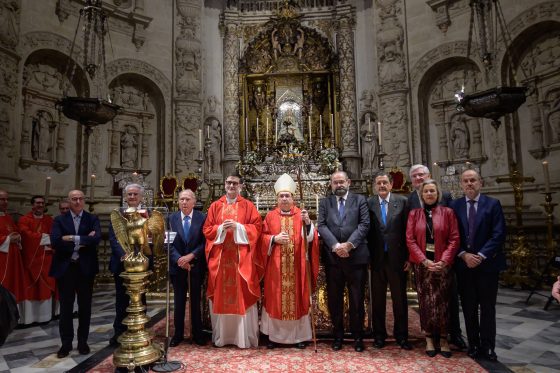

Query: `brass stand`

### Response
(497, 167, 535, 288)
(113, 254, 162, 369)
(541, 192, 558, 257)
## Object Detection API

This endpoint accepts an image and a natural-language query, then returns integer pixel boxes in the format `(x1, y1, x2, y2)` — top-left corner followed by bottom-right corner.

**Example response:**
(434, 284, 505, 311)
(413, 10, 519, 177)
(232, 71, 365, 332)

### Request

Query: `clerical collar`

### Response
(226, 196, 238, 204)
(280, 208, 294, 215)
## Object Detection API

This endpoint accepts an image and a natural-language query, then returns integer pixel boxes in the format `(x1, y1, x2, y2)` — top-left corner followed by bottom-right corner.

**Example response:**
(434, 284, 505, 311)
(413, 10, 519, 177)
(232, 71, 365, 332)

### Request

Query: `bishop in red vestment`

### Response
(18, 195, 56, 324)
(259, 174, 319, 348)
(203, 174, 263, 348)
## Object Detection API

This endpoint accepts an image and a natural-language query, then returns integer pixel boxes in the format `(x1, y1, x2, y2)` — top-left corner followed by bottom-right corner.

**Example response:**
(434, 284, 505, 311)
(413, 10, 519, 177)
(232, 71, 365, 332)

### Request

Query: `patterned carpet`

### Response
(88, 305, 488, 373)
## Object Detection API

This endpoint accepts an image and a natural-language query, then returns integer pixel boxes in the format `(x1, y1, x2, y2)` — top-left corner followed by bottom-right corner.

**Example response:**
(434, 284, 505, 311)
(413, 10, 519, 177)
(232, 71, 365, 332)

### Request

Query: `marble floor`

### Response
(0, 286, 558, 373)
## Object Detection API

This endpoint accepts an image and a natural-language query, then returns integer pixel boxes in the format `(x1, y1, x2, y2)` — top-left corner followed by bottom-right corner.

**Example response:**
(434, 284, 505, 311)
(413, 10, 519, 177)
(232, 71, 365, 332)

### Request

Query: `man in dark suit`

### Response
(169, 189, 207, 346)
(50, 189, 101, 358)
(368, 171, 412, 350)
(108, 183, 145, 346)
(450, 168, 506, 361)
(408, 164, 466, 350)
(318, 171, 370, 352)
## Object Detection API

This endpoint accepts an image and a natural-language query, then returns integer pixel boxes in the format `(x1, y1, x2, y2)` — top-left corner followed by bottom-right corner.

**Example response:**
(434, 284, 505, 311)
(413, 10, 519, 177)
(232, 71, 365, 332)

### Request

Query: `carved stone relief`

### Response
(175, 0, 202, 99)
(0, 0, 19, 50)
(0, 53, 18, 106)
(379, 94, 410, 166)
(222, 21, 241, 163)
(175, 103, 202, 173)
(0, 106, 14, 161)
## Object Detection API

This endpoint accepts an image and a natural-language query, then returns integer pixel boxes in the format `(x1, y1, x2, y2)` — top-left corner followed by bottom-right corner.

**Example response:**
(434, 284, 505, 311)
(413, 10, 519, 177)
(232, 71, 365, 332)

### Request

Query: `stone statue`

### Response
(293, 28, 305, 59)
(121, 128, 138, 168)
(271, 29, 281, 60)
(31, 112, 51, 160)
(450, 116, 470, 159)
(360, 127, 377, 172)
(206, 119, 222, 174)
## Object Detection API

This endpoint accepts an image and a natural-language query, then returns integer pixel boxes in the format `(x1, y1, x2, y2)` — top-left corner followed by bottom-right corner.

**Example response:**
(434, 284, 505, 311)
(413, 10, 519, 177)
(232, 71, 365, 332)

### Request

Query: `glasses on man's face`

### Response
(225, 181, 239, 186)
(71, 197, 85, 202)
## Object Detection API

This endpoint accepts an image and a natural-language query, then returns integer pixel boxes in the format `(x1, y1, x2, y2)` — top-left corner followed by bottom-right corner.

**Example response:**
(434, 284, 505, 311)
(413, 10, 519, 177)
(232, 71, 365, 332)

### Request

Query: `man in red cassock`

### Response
(260, 173, 319, 349)
(18, 195, 55, 324)
(0, 189, 27, 318)
(203, 174, 263, 348)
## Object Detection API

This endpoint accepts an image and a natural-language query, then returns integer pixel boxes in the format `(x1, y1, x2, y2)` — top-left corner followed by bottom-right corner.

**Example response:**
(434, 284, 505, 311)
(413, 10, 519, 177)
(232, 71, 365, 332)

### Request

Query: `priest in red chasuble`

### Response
(0, 189, 27, 311)
(18, 195, 55, 324)
(203, 174, 263, 348)
(260, 173, 319, 349)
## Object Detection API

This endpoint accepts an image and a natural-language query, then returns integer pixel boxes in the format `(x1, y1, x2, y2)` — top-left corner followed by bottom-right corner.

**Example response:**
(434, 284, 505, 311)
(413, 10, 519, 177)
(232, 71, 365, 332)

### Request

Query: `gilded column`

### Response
(336, 4, 361, 177)
(221, 12, 241, 176)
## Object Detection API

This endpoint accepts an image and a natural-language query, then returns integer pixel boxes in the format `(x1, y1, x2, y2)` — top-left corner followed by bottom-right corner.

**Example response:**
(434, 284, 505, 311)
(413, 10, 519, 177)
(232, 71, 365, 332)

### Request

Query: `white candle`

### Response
(308, 115, 312, 143)
(368, 114, 372, 133)
(90, 174, 96, 202)
(45, 177, 51, 201)
(275, 118, 278, 144)
(266, 117, 269, 144)
(330, 113, 334, 137)
(543, 161, 551, 193)
(245, 117, 249, 147)
(207, 125, 210, 139)
(432, 162, 439, 181)
(377, 121, 382, 147)
(198, 129, 203, 152)
(319, 115, 323, 144)
(256, 196, 259, 210)
(315, 194, 319, 212)
(256, 117, 260, 146)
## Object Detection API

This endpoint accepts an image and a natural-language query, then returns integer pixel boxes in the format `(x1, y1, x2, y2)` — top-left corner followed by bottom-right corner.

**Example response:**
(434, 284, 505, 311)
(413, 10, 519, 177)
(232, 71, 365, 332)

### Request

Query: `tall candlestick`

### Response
(266, 117, 269, 145)
(90, 174, 96, 202)
(198, 129, 203, 152)
(256, 117, 260, 146)
(319, 115, 323, 144)
(245, 117, 249, 148)
(543, 161, 551, 193)
(256, 196, 259, 211)
(377, 121, 382, 147)
(275, 118, 278, 144)
(308, 115, 312, 143)
(330, 113, 334, 137)
(45, 177, 51, 201)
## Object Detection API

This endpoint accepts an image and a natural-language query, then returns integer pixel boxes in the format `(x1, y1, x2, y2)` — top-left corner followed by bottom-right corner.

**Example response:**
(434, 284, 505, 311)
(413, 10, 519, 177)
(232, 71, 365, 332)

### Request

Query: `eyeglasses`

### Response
(225, 181, 240, 186)
(71, 197, 85, 201)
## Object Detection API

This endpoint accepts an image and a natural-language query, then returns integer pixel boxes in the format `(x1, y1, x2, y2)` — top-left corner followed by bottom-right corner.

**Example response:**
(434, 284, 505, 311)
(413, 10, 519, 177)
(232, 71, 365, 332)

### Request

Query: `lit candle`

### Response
(256, 117, 260, 146)
(266, 117, 269, 144)
(198, 129, 203, 152)
(315, 194, 319, 212)
(377, 121, 382, 147)
(432, 162, 439, 181)
(90, 174, 96, 202)
(45, 177, 51, 201)
(319, 115, 323, 144)
(543, 161, 551, 193)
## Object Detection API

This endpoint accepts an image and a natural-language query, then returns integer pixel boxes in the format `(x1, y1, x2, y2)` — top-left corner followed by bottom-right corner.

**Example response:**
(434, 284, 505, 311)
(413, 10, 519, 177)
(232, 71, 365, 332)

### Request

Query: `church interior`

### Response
(0, 0, 559, 372)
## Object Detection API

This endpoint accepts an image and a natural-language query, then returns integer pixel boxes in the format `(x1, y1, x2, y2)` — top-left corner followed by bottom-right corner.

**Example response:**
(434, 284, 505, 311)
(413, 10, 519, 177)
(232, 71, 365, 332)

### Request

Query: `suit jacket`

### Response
(368, 193, 409, 271)
(317, 192, 370, 265)
(450, 194, 506, 273)
(49, 210, 101, 278)
(169, 210, 206, 276)
(408, 189, 452, 210)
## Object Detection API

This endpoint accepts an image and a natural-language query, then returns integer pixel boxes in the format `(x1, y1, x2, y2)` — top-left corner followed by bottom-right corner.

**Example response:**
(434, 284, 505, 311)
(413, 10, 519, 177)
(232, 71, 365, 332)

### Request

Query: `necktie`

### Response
(381, 200, 388, 252)
(338, 198, 345, 219)
(73, 215, 80, 234)
(72, 215, 81, 260)
(183, 215, 191, 240)
(468, 200, 476, 250)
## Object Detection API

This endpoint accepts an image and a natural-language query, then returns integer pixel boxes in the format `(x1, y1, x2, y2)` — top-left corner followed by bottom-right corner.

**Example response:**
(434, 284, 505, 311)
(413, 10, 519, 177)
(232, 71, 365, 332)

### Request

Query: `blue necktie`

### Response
(468, 200, 476, 251)
(183, 215, 191, 241)
(338, 198, 345, 219)
(381, 200, 388, 252)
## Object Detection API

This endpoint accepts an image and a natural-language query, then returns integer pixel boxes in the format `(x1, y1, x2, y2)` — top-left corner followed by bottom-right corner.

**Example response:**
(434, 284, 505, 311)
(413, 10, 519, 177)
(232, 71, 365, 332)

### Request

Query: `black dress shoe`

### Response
(397, 339, 413, 350)
(425, 349, 437, 357)
(373, 339, 385, 349)
(483, 349, 498, 361)
(354, 339, 364, 352)
(78, 343, 90, 355)
(169, 336, 184, 347)
(332, 338, 343, 351)
(57, 346, 71, 358)
(296, 342, 306, 349)
(467, 346, 479, 358)
(267, 340, 276, 349)
(440, 350, 452, 358)
(449, 334, 467, 350)
(193, 336, 207, 346)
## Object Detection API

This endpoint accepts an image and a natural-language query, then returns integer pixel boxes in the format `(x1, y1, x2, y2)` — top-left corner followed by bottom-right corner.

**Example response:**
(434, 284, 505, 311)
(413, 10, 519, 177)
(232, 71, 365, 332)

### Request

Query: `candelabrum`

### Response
(377, 141, 386, 171)
(541, 192, 558, 258)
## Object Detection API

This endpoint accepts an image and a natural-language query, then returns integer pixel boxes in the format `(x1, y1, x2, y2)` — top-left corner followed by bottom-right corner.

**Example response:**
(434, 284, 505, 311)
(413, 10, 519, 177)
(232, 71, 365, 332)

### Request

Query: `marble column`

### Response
(221, 12, 241, 176)
(336, 4, 361, 177)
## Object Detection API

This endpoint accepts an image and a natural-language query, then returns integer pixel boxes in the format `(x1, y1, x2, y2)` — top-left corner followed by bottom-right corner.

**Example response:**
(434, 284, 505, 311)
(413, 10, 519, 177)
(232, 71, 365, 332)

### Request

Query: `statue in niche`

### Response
(121, 127, 138, 168)
(450, 116, 470, 159)
(292, 28, 305, 59)
(0, 1, 18, 48)
(205, 119, 222, 174)
(31, 112, 51, 161)
(360, 127, 377, 172)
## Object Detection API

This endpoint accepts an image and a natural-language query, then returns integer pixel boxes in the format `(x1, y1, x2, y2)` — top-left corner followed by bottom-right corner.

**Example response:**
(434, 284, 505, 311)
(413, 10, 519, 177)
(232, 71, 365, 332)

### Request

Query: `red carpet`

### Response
(88, 306, 487, 372)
